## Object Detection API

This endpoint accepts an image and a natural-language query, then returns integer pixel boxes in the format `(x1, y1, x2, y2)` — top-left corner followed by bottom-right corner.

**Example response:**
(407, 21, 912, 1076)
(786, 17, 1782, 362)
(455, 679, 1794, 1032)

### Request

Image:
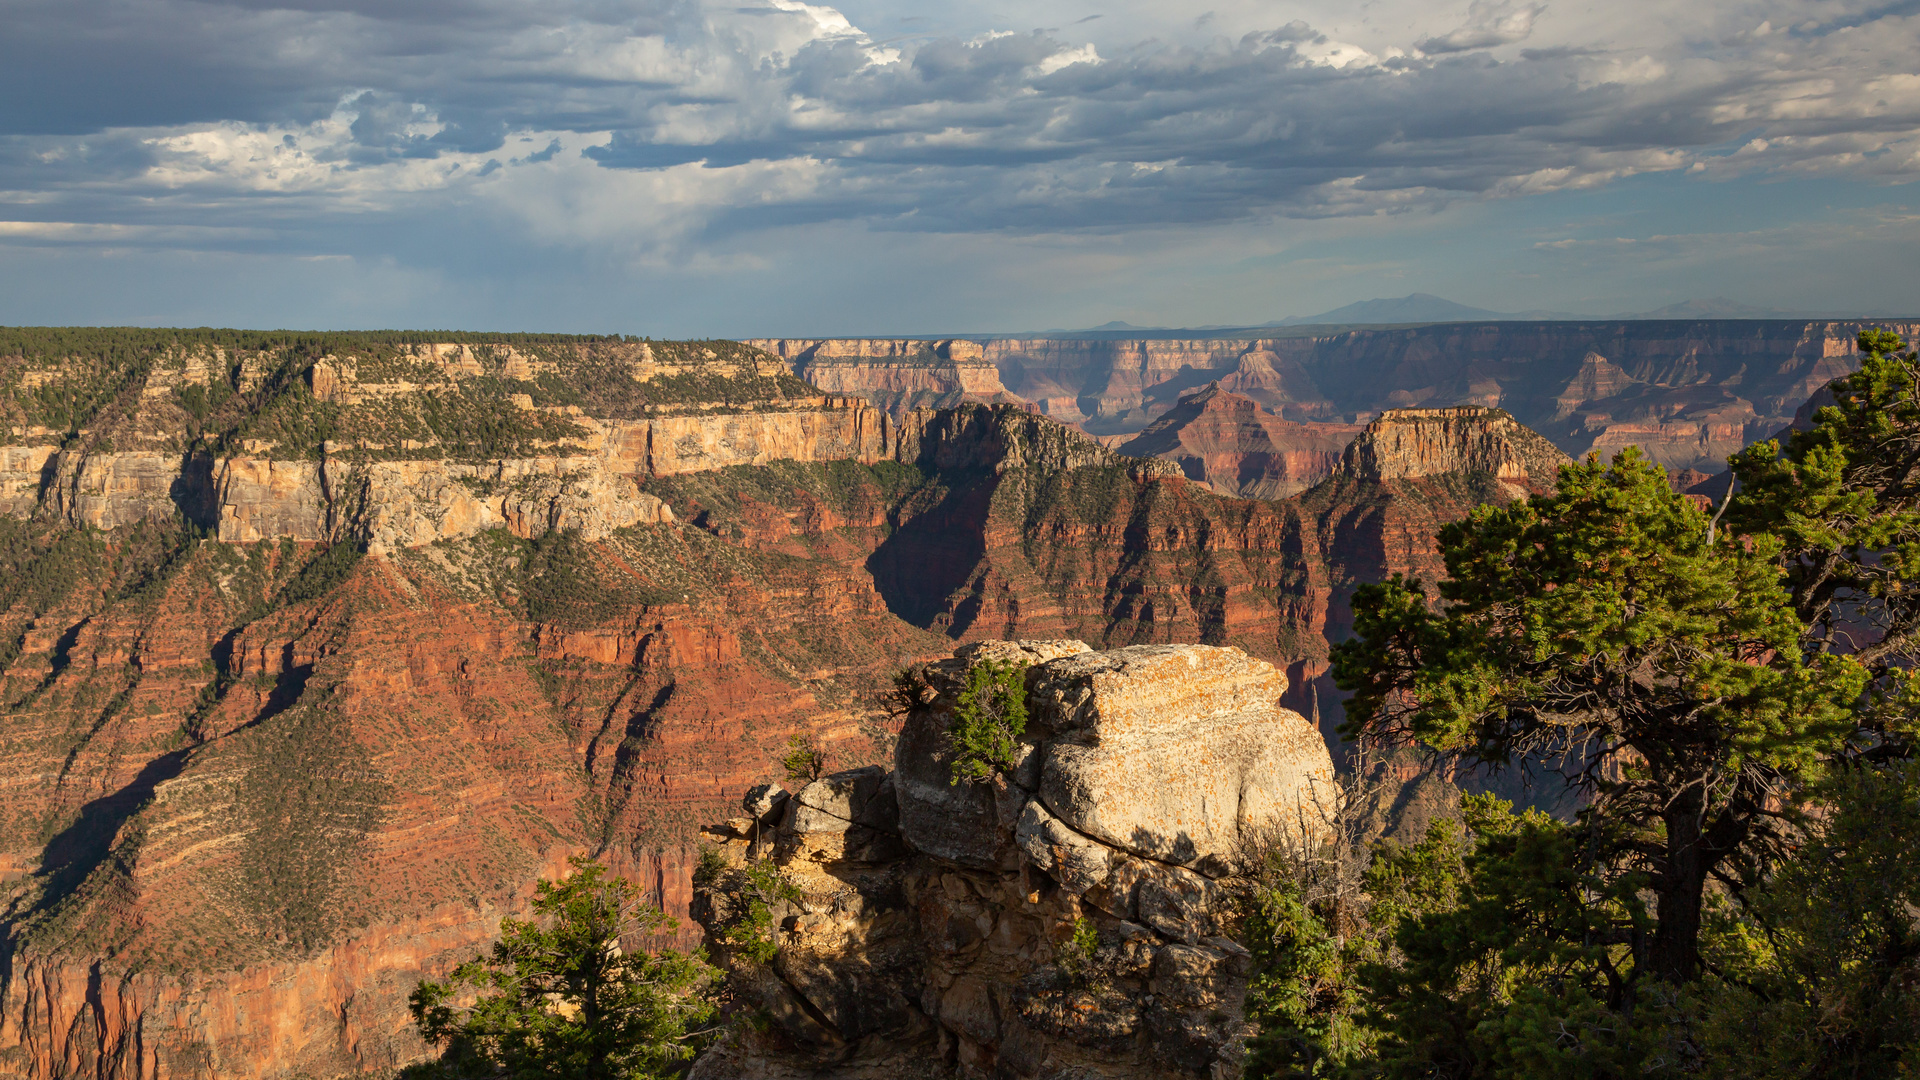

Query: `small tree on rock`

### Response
(947, 658, 1029, 784)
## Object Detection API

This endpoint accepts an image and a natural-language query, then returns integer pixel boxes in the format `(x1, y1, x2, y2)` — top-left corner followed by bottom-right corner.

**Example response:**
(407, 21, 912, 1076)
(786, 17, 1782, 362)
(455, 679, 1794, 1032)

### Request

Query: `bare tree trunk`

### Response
(1651, 796, 1708, 983)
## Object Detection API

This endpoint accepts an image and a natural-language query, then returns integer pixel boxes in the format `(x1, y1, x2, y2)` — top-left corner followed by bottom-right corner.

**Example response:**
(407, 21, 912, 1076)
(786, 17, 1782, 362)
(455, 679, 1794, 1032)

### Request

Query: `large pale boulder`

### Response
(1031, 644, 1334, 874)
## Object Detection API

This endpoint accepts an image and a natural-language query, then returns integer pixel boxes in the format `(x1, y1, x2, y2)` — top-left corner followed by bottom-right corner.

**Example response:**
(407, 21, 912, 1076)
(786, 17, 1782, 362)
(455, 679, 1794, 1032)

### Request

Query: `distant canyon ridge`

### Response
(748, 320, 1917, 496)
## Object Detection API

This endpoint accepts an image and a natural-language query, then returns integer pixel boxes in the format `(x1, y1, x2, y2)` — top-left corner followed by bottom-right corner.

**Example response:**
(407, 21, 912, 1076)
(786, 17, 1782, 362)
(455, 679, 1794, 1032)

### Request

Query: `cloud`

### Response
(1418, 2, 1546, 54)
(0, 0, 1915, 279)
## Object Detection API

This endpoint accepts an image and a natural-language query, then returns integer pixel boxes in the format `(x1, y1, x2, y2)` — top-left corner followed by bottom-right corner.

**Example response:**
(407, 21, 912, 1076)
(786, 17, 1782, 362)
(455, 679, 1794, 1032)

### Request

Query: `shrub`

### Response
(948, 658, 1028, 785)
(719, 858, 802, 965)
(406, 857, 719, 1079)
(780, 734, 825, 784)
(1055, 916, 1103, 988)
(692, 844, 729, 890)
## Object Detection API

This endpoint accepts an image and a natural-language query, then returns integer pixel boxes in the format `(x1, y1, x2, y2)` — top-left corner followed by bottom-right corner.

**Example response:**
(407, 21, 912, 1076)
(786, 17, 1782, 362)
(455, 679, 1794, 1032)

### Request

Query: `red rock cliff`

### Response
(750, 320, 1918, 473)
(1116, 384, 1362, 498)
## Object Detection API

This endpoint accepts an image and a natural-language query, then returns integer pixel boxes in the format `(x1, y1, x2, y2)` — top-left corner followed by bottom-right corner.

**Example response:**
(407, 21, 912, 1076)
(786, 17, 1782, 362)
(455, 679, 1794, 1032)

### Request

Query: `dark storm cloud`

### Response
(0, 0, 687, 134)
(0, 0, 1916, 254)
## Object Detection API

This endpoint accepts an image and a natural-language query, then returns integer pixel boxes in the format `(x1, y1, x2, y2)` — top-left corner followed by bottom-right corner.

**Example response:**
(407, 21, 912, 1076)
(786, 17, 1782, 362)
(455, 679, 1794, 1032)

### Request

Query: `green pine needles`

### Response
(1054, 915, 1104, 988)
(406, 858, 718, 1080)
(947, 658, 1029, 785)
(717, 858, 802, 965)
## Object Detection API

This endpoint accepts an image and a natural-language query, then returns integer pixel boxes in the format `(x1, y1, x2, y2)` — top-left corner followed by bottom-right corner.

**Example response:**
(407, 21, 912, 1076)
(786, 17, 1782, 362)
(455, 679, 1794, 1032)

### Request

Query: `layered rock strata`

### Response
(1336, 406, 1571, 488)
(691, 640, 1335, 1080)
(0, 338, 931, 552)
(754, 320, 1918, 472)
(744, 339, 1019, 417)
(0, 332, 1593, 1080)
(1116, 384, 1362, 499)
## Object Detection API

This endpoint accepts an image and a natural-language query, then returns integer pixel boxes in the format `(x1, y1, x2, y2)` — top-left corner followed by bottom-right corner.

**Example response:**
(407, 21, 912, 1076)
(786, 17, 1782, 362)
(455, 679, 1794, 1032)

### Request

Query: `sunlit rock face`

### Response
(1116, 384, 1362, 499)
(744, 338, 1023, 418)
(692, 639, 1335, 1080)
(0, 332, 1622, 1079)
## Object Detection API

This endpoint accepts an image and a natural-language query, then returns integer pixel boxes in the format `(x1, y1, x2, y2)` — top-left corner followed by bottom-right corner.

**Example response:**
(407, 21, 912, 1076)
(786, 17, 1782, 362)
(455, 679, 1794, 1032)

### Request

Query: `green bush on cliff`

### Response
(947, 658, 1028, 785)
(779, 734, 825, 783)
(714, 857, 802, 965)
(407, 857, 719, 1080)
(279, 539, 364, 605)
(1054, 916, 1104, 989)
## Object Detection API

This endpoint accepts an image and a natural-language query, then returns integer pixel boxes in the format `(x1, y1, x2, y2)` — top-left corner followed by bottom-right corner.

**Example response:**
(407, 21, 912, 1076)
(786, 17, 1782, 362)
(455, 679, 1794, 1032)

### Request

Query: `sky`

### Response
(1, 0, 1917, 335)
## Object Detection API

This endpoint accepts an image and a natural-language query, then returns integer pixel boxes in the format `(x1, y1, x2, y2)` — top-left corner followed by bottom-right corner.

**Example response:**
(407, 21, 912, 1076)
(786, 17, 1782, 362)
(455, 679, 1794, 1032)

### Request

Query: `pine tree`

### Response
(1332, 449, 1866, 986)
(407, 858, 719, 1080)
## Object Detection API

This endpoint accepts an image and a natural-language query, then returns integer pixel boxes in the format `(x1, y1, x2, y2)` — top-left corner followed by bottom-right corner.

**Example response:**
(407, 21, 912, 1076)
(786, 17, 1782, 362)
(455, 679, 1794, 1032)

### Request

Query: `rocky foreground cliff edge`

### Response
(691, 640, 1336, 1080)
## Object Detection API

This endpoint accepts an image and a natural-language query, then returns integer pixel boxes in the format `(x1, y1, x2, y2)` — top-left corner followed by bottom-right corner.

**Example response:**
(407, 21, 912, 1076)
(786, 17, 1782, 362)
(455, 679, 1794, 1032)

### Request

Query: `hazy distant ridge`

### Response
(1032, 295, 1906, 338)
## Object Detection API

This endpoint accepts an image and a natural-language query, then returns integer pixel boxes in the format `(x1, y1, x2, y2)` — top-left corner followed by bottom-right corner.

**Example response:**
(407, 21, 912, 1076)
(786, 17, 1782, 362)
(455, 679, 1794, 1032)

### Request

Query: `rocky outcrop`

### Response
(1116, 384, 1361, 498)
(691, 640, 1335, 1079)
(745, 339, 1019, 417)
(211, 403, 928, 549)
(755, 320, 1919, 472)
(213, 454, 682, 550)
(1336, 406, 1571, 488)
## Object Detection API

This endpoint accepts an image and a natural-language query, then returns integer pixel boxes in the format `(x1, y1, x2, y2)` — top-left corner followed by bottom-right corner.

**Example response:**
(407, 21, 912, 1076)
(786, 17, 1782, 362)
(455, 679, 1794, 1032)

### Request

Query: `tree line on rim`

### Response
(393, 330, 1920, 1079)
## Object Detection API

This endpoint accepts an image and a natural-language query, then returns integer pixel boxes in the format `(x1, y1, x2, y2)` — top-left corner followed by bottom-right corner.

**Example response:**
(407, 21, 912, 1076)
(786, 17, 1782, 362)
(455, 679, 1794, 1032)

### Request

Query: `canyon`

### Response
(742, 339, 1021, 417)
(751, 320, 1916, 475)
(0, 328, 1687, 1079)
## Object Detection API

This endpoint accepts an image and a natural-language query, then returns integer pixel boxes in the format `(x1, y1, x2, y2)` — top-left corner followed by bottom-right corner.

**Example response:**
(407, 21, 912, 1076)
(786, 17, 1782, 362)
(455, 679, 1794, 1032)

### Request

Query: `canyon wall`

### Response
(0, 334, 960, 1080)
(743, 339, 1019, 417)
(1336, 405, 1569, 486)
(1116, 384, 1361, 499)
(0, 339, 929, 553)
(752, 321, 1920, 474)
(0, 326, 1676, 1080)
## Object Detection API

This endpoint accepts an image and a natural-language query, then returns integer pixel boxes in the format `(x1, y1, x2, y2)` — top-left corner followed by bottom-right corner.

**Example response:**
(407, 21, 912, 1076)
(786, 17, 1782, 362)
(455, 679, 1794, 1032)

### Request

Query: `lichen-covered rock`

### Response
(744, 783, 790, 823)
(893, 708, 1001, 870)
(1014, 799, 1112, 895)
(1032, 644, 1336, 873)
(791, 766, 891, 830)
(785, 766, 905, 863)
